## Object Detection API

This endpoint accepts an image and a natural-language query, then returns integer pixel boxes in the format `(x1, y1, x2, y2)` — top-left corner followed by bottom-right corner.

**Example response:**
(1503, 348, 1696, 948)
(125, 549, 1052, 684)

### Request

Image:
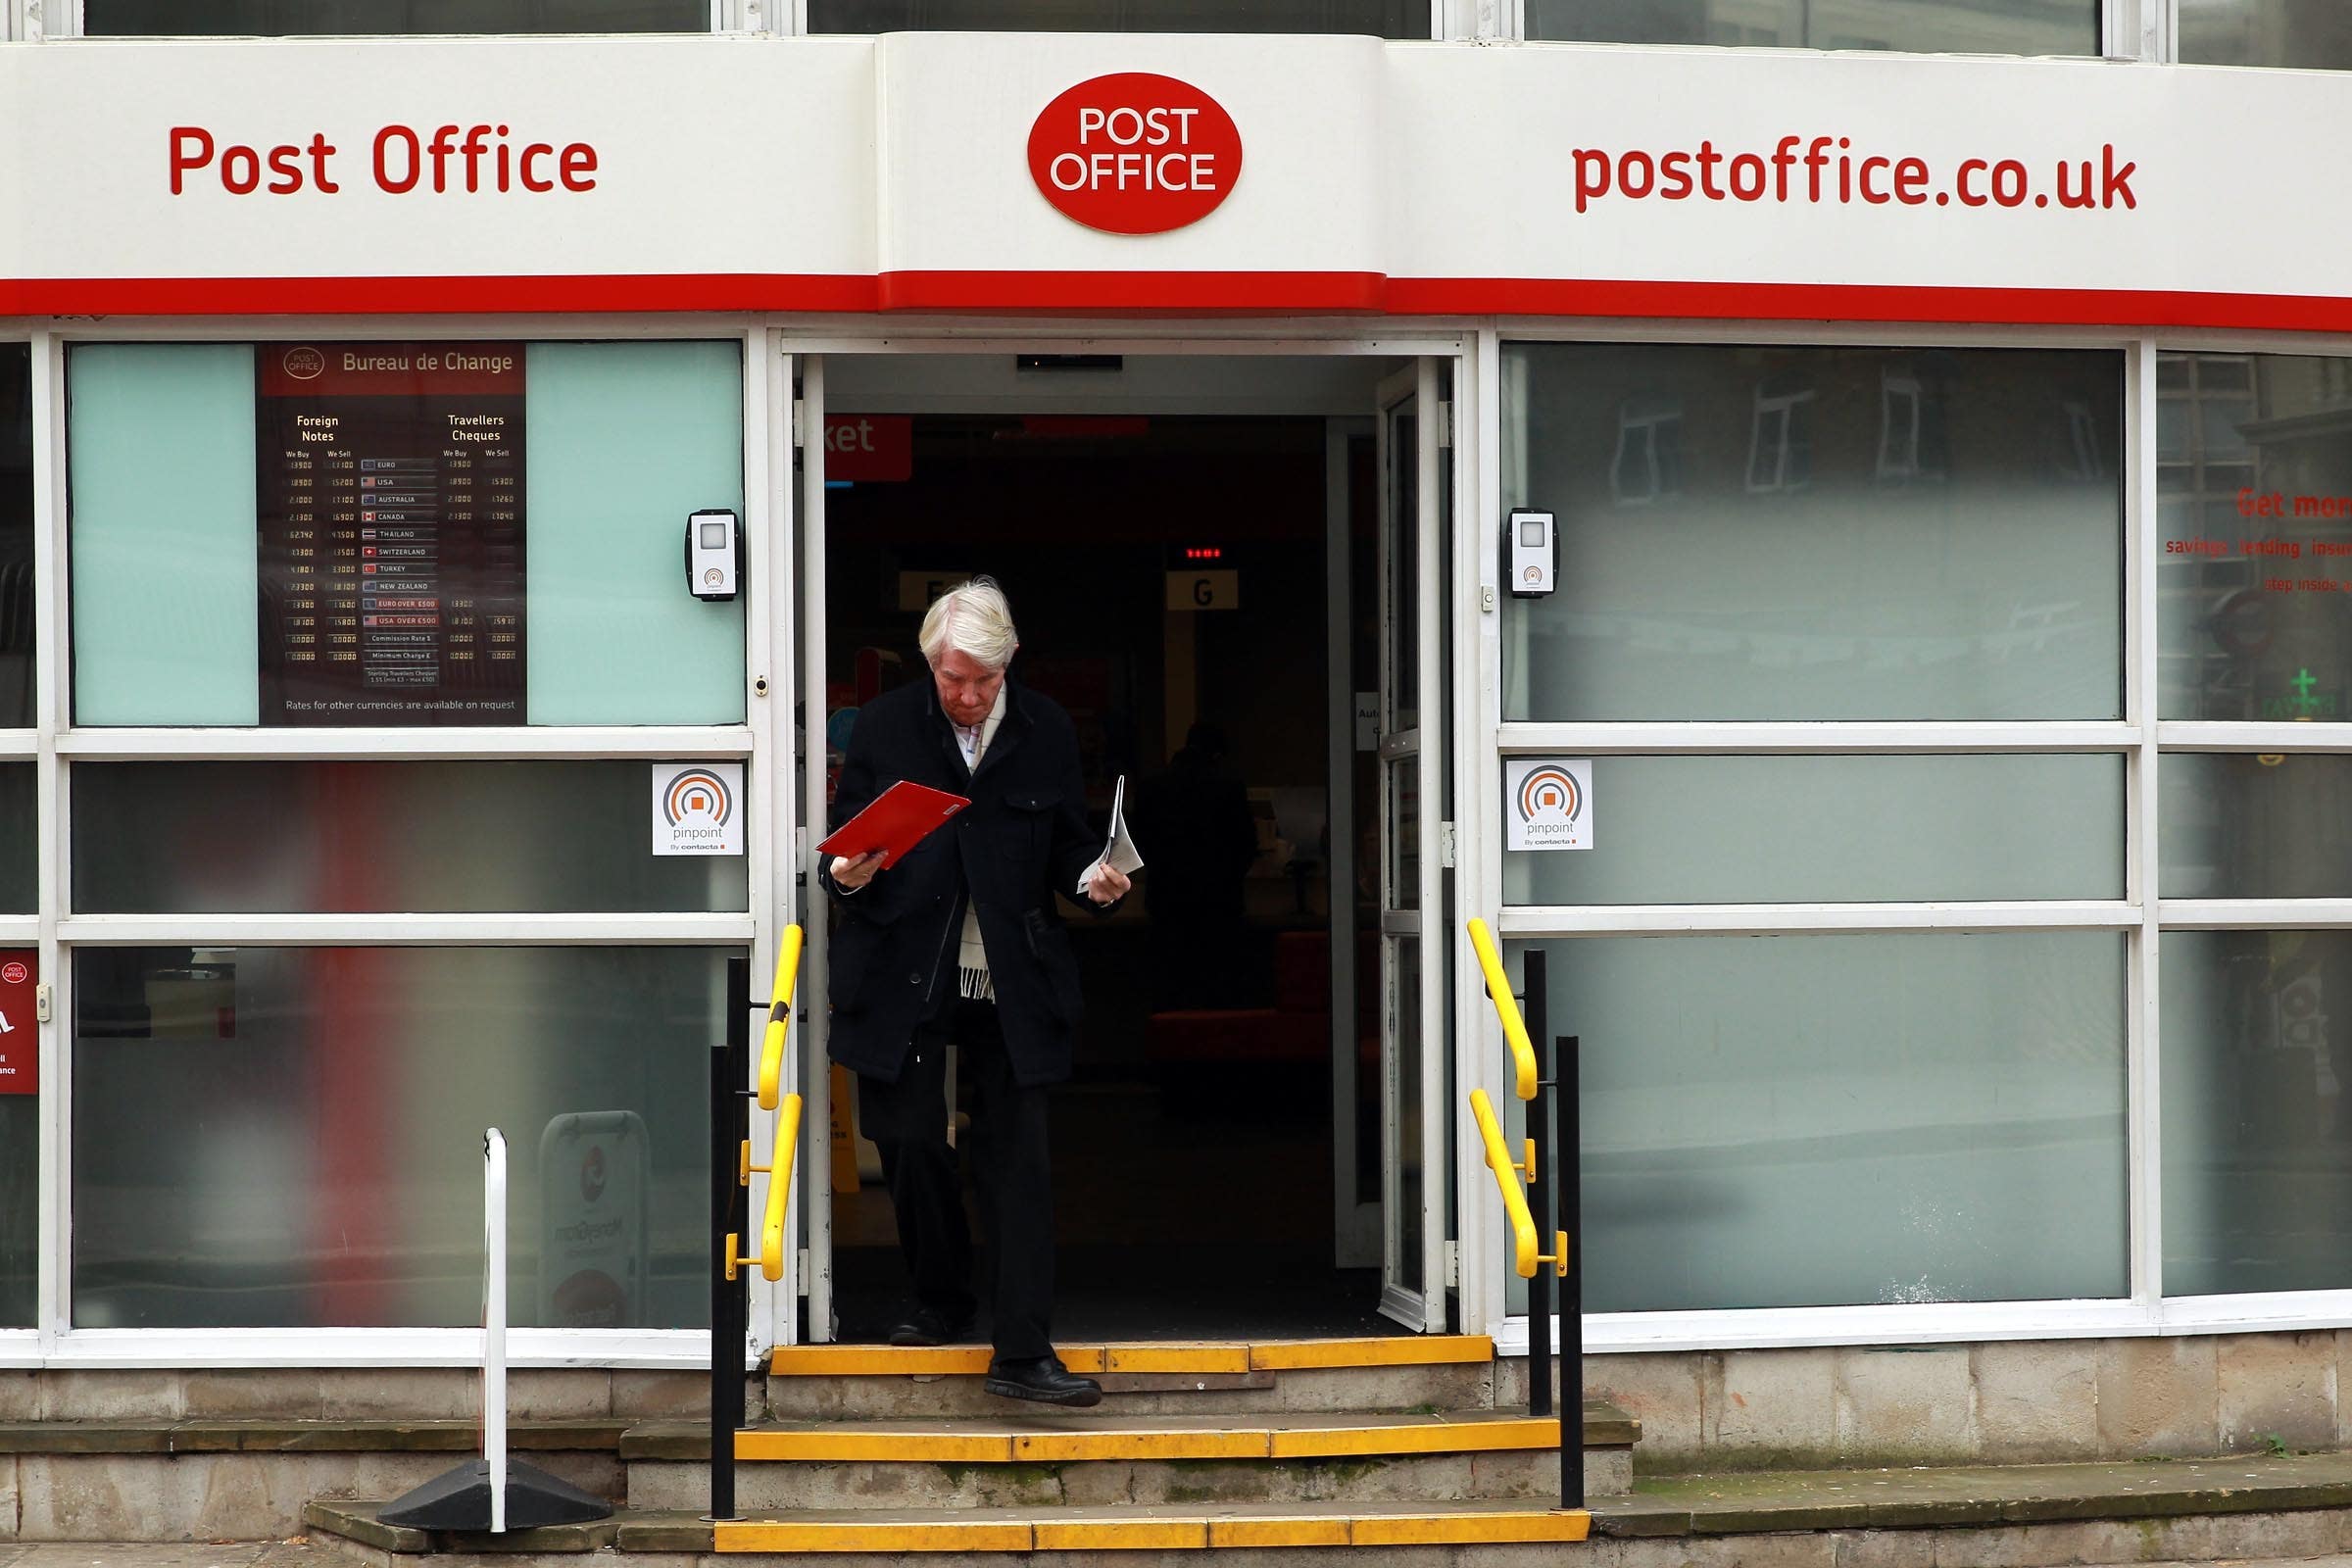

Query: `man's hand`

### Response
(831, 851, 883, 891)
(1084, 862, 1131, 906)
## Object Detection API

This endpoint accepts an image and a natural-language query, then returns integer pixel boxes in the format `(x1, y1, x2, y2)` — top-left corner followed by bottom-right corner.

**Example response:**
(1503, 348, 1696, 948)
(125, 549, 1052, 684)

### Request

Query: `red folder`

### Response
(816, 780, 971, 869)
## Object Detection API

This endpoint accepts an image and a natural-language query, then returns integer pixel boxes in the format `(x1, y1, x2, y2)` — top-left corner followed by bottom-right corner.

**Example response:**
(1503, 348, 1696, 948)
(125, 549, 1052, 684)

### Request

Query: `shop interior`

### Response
(811, 352, 1408, 1341)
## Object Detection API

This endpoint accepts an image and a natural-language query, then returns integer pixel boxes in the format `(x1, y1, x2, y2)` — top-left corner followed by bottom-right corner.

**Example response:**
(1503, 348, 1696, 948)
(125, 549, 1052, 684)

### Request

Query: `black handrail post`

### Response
(1521, 950, 1553, 1422)
(1559, 1032, 1585, 1512)
(708, 955, 751, 1522)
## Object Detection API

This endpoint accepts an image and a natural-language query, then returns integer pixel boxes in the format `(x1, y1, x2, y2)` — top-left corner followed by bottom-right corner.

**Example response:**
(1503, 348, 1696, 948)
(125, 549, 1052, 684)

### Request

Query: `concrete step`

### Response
(761, 1335, 1500, 1418)
(302, 1496, 1592, 1560)
(303, 1450, 2352, 1567)
(624, 1407, 1632, 1512)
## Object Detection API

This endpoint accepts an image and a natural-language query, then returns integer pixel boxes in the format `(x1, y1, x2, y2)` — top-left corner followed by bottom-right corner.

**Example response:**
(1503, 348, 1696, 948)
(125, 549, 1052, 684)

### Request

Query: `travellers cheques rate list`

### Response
(256, 342, 526, 726)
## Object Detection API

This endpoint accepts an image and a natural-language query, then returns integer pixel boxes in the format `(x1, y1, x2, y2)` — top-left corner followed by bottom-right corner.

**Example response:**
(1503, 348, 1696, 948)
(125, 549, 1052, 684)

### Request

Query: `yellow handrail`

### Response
(728, 1093, 804, 1284)
(759, 925, 805, 1112)
(1471, 1088, 1567, 1281)
(1466, 917, 1538, 1101)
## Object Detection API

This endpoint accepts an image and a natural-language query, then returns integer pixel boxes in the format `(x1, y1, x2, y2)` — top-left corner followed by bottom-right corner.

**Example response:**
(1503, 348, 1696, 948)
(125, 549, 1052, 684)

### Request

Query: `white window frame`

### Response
(0, 314, 780, 1372)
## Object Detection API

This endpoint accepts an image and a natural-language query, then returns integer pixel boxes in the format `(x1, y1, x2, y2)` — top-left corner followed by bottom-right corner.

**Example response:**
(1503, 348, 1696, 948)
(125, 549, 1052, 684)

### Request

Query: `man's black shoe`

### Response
(886, 1306, 975, 1348)
(984, 1354, 1102, 1408)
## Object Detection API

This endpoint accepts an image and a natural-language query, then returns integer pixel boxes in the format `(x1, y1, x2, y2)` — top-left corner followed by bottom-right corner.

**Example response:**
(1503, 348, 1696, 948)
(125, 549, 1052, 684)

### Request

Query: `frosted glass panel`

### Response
(74, 761, 747, 913)
(811, 0, 1424, 31)
(1, 343, 27, 730)
(2180, 0, 2352, 67)
(1506, 754, 2123, 905)
(73, 945, 727, 1329)
(68, 340, 746, 727)
(1526, 0, 2095, 52)
(1501, 343, 2123, 721)
(85, 0, 707, 31)
(2159, 754, 2352, 900)
(2155, 352, 2352, 721)
(69, 344, 261, 725)
(0, 764, 29, 913)
(0, 1094, 26, 1327)
(1516, 932, 2127, 1311)
(2163, 930, 2352, 1295)
(526, 342, 745, 724)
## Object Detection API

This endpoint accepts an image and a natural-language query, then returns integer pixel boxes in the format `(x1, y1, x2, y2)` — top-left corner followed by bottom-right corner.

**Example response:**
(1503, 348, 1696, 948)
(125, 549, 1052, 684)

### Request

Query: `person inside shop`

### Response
(820, 576, 1130, 1408)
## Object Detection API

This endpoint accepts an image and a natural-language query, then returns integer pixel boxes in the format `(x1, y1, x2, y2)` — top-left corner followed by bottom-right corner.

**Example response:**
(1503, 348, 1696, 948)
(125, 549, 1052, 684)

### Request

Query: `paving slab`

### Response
(1601, 1451, 2352, 1538)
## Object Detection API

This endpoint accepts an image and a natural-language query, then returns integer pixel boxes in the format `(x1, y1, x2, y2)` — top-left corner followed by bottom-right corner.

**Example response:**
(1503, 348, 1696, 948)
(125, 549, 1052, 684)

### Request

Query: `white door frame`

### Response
(775, 329, 1471, 1344)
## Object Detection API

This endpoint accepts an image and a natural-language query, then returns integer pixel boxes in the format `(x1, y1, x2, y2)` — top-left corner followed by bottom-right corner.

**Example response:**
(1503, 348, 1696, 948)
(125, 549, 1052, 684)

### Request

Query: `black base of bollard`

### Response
(378, 1458, 613, 1532)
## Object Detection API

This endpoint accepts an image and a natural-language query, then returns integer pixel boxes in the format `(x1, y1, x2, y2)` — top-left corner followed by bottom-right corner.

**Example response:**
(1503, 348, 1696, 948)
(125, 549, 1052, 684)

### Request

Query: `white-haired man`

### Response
(820, 577, 1129, 1407)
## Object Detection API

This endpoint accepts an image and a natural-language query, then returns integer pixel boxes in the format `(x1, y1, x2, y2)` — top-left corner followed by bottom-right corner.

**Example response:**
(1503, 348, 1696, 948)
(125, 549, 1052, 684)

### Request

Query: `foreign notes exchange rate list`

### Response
(257, 342, 527, 726)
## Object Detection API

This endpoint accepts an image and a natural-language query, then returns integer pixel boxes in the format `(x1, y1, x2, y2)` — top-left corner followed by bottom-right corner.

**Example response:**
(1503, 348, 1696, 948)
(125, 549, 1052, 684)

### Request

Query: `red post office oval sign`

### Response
(1027, 74, 1243, 235)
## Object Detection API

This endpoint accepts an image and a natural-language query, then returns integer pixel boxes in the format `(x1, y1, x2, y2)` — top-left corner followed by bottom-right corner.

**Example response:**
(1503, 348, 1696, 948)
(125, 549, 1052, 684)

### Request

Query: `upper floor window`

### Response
(80, 0, 711, 35)
(1524, 0, 2098, 56)
(806, 0, 1427, 33)
(2179, 0, 2352, 68)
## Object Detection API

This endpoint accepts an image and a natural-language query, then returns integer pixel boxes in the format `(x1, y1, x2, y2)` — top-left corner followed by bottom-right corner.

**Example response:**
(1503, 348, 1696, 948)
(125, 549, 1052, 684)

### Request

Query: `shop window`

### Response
(68, 340, 745, 727)
(1609, 401, 1683, 505)
(74, 760, 749, 913)
(81, 0, 710, 34)
(2180, 0, 2352, 69)
(2155, 350, 2352, 722)
(2159, 754, 2352, 900)
(2163, 930, 2352, 1295)
(1, 344, 28, 730)
(807, 0, 1427, 35)
(71, 945, 727, 1329)
(1501, 342, 2124, 721)
(1503, 754, 2124, 906)
(1524, 0, 2098, 56)
(1508, 931, 2127, 1314)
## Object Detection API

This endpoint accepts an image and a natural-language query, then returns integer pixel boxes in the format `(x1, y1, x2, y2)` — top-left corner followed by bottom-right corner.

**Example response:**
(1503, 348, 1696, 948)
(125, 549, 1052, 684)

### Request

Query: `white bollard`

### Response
(483, 1128, 509, 1535)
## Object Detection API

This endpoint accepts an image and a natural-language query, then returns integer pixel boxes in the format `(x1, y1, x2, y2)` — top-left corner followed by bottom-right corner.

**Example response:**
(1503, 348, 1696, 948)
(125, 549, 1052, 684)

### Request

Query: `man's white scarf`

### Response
(951, 685, 1007, 1002)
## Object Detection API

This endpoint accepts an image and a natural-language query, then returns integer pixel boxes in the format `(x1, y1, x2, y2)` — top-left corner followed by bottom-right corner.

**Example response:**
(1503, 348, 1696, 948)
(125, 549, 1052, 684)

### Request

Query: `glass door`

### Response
(1375, 360, 1449, 1332)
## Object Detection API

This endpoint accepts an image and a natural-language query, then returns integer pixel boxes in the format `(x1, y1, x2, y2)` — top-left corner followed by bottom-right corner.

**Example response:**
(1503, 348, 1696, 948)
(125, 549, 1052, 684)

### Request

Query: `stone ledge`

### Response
(0, 1419, 632, 1455)
(1596, 1451, 2352, 1537)
(305, 1499, 710, 1556)
(618, 1402, 1638, 1462)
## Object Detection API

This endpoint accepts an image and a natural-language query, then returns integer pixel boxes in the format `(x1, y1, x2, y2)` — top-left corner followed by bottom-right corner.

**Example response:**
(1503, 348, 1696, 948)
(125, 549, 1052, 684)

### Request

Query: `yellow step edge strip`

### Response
(765, 1335, 1494, 1378)
(1012, 1429, 1271, 1462)
(1208, 1516, 1352, 1548)
(1248, 1335, 1496, 1371)
(712, 1510, 1591, 1553)
(735, 1431, 1013, 1463)
(1269, 1416, 1561, 1459)
(1104, 1343, 1252, 1375)
(713, 1520, 1034, 1552)
(1033, 1518, 1210, 1550)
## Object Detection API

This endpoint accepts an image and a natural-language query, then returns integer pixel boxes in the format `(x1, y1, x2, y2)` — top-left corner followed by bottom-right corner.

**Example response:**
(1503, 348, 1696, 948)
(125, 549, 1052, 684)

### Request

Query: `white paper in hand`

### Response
(1076, 775, 1146, 894)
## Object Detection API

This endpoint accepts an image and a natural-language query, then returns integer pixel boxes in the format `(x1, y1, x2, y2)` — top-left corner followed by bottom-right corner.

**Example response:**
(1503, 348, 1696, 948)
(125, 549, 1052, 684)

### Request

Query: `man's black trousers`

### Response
(857, 997, 1056, 1362)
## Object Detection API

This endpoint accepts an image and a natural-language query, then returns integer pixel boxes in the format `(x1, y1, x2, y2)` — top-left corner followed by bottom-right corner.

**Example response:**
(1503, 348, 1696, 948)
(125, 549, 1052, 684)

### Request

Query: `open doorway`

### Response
(808, 353, 1406, 1342)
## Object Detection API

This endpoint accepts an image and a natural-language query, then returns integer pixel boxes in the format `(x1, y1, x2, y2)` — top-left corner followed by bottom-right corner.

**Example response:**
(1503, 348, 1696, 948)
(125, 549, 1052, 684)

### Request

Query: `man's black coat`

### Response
(820, 673, 1109, 1088)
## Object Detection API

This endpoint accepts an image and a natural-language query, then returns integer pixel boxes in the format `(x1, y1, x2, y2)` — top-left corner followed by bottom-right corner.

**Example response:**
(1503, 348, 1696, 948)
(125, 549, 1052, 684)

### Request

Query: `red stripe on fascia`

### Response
(1382, 278, 2352, 332)
(0, 274, 882, 316)
(874, 270, 1390, 314)
(13, 272, 2352, 333)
